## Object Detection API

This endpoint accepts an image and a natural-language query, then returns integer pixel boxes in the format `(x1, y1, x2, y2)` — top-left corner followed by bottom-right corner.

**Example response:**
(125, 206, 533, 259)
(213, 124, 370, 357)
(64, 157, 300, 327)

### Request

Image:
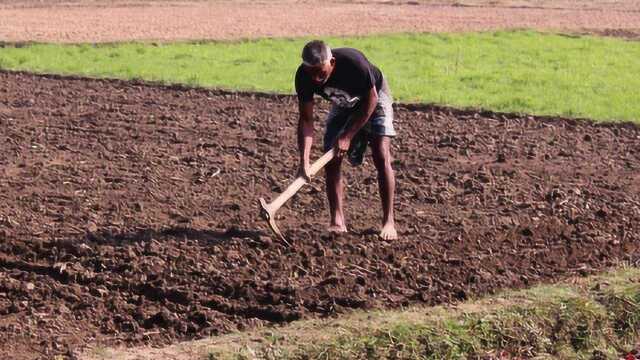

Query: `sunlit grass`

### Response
(1, 31, 639, 121)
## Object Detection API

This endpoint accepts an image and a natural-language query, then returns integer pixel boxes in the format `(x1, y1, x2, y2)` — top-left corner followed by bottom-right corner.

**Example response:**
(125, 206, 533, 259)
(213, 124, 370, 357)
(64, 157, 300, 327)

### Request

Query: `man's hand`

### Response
(335, 133, 352, 158)
(333, 87, 377, 159)
(298, 161, 311, 181)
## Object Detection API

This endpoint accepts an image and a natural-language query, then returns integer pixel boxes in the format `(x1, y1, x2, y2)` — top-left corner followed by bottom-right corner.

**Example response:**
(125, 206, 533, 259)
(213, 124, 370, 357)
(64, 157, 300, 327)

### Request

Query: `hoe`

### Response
(259, 149, 335, 242)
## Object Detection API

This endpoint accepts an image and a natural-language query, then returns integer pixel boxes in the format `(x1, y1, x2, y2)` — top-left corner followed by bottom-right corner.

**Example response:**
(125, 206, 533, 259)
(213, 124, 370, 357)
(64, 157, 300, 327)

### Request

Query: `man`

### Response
(295, 40, 397, 240)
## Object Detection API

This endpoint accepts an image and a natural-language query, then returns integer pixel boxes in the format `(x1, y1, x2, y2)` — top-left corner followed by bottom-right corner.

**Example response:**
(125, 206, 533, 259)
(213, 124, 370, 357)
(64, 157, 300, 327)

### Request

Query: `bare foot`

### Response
(379, 222, 397, 240)
(327, 224, 347, 233)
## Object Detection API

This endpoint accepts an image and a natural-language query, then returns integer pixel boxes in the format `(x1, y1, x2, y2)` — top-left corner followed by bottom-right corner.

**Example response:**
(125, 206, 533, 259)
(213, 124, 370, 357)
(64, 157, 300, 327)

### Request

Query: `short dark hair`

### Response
(301, 40, 332, 66)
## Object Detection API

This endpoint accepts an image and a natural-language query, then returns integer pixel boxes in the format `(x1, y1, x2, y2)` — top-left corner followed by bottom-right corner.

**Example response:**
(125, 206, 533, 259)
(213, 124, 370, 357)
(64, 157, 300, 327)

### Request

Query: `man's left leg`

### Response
(371, 135, 397, 240)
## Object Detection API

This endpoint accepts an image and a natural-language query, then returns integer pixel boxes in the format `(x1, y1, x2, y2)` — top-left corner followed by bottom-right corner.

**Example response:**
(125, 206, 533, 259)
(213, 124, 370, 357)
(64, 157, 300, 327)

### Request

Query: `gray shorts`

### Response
(323, 77, 396, 154)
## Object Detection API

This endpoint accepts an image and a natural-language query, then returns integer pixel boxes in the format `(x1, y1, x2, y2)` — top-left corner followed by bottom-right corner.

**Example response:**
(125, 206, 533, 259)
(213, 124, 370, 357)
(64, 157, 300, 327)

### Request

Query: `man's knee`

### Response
(372, 137, 393, 165)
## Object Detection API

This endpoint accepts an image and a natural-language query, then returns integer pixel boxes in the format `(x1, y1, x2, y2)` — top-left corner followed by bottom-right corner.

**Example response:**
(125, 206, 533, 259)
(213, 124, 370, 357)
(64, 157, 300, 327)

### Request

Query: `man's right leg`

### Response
(324, 105, 349, 233)
(325, 155, 347, 233)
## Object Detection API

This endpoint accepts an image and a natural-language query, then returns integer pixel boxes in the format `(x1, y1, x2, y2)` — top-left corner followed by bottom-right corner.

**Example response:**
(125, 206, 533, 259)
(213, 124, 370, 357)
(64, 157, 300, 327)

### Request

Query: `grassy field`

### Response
(1, 31, 639, 122)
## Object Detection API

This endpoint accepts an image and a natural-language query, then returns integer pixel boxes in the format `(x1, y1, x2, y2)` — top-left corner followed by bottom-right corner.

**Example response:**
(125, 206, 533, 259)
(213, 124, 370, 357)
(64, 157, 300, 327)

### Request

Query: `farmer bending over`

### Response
(295, 40, 397, 240)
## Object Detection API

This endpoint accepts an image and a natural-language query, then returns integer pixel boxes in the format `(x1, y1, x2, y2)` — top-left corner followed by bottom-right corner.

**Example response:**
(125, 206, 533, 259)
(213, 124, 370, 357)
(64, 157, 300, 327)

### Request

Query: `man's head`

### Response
(301, 40, 335, 86)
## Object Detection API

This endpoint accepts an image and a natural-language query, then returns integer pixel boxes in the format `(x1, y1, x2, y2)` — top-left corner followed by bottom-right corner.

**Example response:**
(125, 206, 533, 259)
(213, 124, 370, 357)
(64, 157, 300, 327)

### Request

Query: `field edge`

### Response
(3, 69, 639, 127)
(85, 265, 640, 360)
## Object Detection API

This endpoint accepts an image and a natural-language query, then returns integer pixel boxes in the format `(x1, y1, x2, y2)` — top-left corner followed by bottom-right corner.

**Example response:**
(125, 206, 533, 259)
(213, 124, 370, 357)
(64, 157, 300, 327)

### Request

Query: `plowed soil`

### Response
(1, 70, 640, 358)
(1, 0, 640, 43)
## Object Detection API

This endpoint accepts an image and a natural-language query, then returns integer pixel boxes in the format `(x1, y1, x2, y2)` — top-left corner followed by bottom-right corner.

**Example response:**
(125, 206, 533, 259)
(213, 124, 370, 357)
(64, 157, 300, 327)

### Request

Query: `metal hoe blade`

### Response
(259, 197, 288, 244)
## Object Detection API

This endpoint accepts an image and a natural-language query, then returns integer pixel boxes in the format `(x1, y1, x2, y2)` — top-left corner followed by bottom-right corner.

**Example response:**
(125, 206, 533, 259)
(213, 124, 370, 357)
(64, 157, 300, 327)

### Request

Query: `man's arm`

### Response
(297, 100, 314, 179)
(335, 86, 378, 156)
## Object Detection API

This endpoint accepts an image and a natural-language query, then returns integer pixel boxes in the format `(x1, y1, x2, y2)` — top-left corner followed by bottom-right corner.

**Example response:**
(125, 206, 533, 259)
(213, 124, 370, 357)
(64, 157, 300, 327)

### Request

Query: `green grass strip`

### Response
(1, 31, 639, 122)
(209, 267, 639, 360)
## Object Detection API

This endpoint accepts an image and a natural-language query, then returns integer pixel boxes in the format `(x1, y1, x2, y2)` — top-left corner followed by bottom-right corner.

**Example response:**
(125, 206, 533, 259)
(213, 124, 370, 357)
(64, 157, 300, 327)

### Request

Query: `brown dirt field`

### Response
(1, 70, 639, 359)
(0, 0, 640, 43)
(1, 1, 640, 359)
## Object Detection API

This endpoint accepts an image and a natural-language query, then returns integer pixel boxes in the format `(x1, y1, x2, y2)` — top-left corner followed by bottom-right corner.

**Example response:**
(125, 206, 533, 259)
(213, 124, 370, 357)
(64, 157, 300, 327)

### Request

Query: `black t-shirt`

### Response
(295, 48, 383, 109)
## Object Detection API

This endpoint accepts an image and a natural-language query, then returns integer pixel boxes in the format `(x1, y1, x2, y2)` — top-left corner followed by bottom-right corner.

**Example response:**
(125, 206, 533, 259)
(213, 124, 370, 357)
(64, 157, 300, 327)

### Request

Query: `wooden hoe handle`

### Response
(264, 149, 335, 214)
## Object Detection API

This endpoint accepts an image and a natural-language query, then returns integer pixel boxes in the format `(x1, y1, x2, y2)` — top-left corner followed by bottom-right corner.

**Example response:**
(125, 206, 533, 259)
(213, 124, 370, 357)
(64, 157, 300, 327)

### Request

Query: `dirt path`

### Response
(1, 0, 639, 43)
(1, 71, 639, 359)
